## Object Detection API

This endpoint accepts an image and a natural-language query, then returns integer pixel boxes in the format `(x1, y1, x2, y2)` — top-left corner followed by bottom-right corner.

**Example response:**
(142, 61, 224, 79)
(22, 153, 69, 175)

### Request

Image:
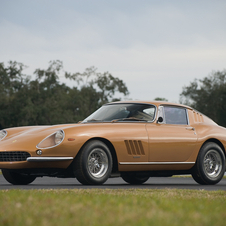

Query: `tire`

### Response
(2, 170, 36, 185)
(191, 171, 206, 185)
(121, 172, 149, 185)
(192, 142, 225, 185)
(74, 140, 113, 185)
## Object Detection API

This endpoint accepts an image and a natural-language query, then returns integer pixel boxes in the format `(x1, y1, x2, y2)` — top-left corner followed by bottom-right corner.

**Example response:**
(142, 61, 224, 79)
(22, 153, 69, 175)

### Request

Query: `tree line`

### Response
(0, 61, 129, 129)
(180, 69, 226, 127)
(1, 60, 226, 128)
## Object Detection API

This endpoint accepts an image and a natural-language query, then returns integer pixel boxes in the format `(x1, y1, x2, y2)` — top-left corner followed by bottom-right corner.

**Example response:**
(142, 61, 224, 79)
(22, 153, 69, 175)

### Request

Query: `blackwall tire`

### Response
(192, 142, 225, 185)
(191, 171, 206, 185)
(121, 172, 149, 185)
(2, 170, 36, 185)
(74, 140, 113, 185)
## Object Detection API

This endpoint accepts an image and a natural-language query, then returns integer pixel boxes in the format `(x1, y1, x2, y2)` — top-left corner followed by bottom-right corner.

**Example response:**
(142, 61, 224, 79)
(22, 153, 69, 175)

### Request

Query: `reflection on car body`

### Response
(0, 101, 225, 185)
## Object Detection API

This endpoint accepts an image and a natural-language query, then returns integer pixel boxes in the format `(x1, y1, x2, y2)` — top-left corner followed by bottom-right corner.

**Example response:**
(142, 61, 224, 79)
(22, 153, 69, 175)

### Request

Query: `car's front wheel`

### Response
(192, 142, 225, 185)
(121, 172, 149, 185)
(2, 170, 36, 185)
(74, 140, 113, 185)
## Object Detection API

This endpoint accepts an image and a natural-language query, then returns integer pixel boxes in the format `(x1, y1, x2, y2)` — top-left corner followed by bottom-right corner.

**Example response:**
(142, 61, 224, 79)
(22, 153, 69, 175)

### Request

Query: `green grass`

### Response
(0, 189, 226, 226)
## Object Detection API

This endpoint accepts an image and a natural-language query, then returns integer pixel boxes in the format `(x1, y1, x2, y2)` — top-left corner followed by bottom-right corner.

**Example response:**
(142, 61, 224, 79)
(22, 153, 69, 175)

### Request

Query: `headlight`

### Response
(0, 130, 7, 141)
(36, 130, 65, 149)
(55, 130, 64, 145)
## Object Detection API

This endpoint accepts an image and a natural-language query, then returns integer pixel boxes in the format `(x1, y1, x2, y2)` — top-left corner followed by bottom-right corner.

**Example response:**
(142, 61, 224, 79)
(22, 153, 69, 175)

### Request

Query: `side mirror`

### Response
(157, 117, 163, 123)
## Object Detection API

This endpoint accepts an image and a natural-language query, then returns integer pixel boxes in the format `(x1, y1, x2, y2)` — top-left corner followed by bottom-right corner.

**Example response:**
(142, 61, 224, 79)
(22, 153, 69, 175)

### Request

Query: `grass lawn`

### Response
(0, 188, 226, 226)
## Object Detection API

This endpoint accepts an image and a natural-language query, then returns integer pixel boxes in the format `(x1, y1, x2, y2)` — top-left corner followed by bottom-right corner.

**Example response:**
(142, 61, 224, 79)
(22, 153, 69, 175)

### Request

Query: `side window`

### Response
(143, 107, 155, 120)
(131, 106, 156, 121)
(164, 106, 188, 125)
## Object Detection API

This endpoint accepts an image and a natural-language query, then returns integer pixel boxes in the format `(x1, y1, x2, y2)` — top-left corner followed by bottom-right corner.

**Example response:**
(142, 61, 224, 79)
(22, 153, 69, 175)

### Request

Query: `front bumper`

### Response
(27, 157, 74, 162)
(0, 156, 74, 170)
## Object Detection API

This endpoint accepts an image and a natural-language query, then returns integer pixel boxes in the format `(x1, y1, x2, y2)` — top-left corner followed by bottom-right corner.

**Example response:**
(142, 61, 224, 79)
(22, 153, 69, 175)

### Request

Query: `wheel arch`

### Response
(200, 138, 226, 157)
(75, 137, 119, 173)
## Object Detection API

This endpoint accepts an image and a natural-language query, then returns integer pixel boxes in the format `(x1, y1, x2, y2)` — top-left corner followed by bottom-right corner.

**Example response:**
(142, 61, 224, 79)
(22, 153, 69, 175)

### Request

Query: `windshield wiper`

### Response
(86, 119, 103, 123)
(111, 117, 148, 123)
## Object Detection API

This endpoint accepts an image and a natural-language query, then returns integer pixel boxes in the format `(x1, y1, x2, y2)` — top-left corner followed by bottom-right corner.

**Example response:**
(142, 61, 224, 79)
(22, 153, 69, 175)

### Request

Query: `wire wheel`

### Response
(74, 140, 113, 185)
(192, 142, 225, 185)
(203, 149, 222, 179)
(88, 148, 108, 178)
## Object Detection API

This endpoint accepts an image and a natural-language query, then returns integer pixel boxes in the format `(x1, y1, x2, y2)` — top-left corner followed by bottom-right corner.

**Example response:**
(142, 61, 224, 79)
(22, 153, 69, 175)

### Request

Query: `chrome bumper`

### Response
(27, 157, 73, 162)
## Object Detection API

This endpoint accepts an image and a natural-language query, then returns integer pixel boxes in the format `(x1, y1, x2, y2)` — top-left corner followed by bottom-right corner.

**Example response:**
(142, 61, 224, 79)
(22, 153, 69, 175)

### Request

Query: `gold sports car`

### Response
(0, 101, 225, 185)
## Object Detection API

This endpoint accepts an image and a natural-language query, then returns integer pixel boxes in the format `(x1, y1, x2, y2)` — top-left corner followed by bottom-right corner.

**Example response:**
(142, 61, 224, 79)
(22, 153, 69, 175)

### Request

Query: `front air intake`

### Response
(0, 151, 31, 162)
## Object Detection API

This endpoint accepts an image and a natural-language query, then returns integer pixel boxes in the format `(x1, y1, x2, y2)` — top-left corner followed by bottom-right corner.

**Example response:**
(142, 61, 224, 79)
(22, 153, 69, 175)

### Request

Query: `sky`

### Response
(1, 0, 226, 103)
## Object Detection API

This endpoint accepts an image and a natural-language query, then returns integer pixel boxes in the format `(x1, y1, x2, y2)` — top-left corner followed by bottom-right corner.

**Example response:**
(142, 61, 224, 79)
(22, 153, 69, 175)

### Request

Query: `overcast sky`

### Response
(1, 0, 226, 102)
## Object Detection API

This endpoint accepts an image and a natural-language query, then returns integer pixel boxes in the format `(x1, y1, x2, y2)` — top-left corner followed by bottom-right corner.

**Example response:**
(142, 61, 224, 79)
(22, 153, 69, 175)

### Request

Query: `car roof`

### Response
(107, 100, 193, 110)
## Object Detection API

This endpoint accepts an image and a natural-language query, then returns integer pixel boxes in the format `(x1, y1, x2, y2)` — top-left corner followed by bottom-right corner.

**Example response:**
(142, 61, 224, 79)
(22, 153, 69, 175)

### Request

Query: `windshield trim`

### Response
(82, 103, 157, 123)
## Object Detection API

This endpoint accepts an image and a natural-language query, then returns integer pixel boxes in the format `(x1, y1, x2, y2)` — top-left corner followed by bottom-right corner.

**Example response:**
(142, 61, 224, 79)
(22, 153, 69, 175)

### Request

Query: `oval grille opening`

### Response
(0, 151, 31, 162)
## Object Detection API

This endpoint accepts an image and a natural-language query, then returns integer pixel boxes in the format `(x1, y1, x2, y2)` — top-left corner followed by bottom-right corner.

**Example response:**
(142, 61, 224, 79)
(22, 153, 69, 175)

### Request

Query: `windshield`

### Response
(82, 103, 156, 123)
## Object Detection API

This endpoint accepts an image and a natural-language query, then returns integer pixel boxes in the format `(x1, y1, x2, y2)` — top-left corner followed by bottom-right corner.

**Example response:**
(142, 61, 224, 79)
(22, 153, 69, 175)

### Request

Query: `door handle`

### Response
(186, 127, 195, 131)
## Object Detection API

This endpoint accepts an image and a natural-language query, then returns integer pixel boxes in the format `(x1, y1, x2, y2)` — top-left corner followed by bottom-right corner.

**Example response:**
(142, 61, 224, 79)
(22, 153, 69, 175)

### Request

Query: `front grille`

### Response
(0, 151, 31, 162)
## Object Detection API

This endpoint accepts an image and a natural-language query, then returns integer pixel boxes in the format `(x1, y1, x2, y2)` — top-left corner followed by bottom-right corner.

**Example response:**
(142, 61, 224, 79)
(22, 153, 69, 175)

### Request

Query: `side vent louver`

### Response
(124, 140, 145, 156)
(193, 111, 204, 123)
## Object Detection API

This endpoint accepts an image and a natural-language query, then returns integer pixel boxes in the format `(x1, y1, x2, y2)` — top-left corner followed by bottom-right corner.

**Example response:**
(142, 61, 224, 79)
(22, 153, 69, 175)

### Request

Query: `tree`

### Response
(154, 97, 168, 101)
(0, 61, 129, 129)
(180, 70, 226, 126)
(0, 61, 30, 129)
(65, 66, 129, 104)
(65, 66, 129, 119)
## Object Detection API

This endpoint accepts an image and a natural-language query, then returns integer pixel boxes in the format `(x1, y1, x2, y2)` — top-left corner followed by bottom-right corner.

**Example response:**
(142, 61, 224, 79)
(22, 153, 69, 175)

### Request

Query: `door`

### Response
(146, 106, 197, 162)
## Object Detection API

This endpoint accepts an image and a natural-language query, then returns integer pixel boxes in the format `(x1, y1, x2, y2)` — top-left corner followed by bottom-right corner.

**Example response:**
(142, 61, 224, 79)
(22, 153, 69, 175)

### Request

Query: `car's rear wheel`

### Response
(121, 172, 149, 185)
(74, 140, 113, 185)
(2, 169, 36, 185)
(192, 142, 225, 185)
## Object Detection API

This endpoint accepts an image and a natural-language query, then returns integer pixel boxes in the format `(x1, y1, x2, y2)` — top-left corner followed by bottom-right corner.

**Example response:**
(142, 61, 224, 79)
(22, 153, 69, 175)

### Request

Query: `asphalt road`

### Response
(0, 175, 226, 190)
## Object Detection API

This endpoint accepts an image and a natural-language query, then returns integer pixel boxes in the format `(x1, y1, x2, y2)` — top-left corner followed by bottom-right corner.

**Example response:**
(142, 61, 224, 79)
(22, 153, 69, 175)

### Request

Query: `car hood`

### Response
(0, 124, 78, 151)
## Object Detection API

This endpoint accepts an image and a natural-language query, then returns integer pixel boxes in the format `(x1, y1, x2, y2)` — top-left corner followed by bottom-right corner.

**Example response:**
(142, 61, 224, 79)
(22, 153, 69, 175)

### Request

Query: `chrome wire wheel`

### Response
(74, 140, 112, 185)
(203, 149, 222, 179)
(87, 148, 108, 178)
(192, 142, 225, 185)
